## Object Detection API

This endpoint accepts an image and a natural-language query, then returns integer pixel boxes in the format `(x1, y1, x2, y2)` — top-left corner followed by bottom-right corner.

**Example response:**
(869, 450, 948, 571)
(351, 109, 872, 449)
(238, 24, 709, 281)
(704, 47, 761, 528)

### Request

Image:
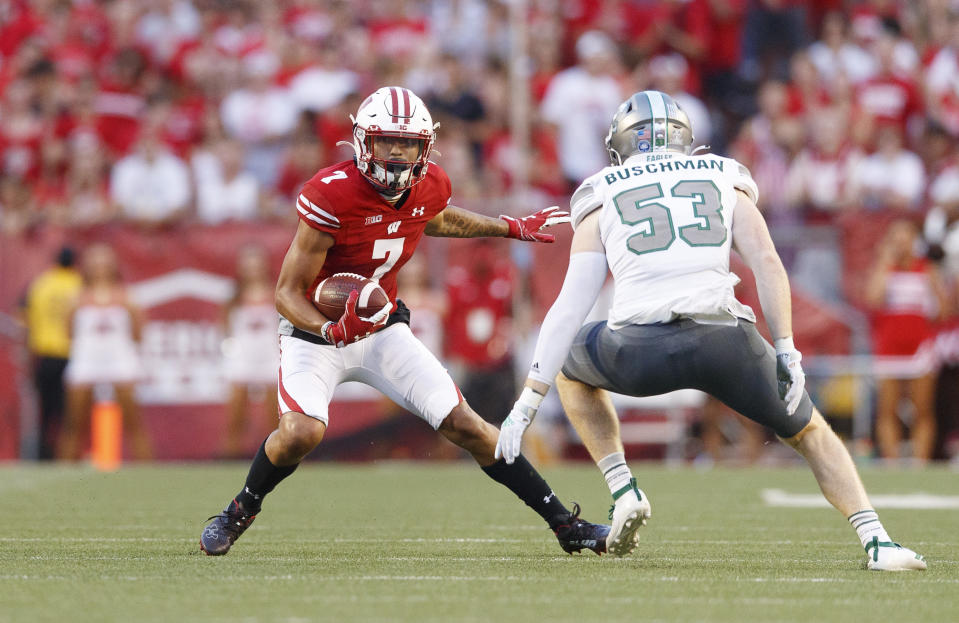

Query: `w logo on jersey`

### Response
(386, 221, 401, 235)
(412, 206, 425, 217)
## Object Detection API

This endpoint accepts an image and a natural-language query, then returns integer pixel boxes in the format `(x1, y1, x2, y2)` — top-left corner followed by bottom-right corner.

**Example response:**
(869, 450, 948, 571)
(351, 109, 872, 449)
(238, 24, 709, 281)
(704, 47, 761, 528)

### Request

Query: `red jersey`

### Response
(296, 160, 451, 310)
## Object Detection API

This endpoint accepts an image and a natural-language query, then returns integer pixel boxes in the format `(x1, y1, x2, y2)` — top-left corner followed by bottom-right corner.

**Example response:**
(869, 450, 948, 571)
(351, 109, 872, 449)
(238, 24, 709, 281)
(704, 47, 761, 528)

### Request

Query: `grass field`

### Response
(1, 462, 956, 623)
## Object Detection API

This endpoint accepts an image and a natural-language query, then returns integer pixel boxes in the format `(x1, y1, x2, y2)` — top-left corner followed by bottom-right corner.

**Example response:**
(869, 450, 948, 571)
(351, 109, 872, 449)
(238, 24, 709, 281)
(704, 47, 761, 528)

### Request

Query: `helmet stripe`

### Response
(647, 90, 667, 121)
(645, 90, 668, 150)
(390, 87, 400, 123)
(401, 88, 411, 119)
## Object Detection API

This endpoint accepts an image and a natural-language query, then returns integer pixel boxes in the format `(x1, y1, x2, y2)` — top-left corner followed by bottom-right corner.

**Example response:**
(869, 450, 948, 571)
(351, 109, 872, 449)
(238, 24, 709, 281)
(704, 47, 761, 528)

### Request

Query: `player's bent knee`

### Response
(439, 404, 496, 448)
(779, 409, 827, 448)
(276, 411, 327, 457)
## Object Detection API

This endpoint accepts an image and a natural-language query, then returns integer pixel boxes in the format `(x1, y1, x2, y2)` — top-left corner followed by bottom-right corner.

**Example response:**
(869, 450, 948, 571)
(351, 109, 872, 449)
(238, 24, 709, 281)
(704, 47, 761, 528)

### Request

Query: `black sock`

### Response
(234, 440, 299, 513)
(481, 455, 570, 529)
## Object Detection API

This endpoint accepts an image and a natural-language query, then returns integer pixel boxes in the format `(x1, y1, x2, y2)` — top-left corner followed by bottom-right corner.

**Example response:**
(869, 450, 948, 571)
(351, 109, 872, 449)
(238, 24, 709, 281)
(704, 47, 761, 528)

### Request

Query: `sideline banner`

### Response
(1, 223, 394, 460)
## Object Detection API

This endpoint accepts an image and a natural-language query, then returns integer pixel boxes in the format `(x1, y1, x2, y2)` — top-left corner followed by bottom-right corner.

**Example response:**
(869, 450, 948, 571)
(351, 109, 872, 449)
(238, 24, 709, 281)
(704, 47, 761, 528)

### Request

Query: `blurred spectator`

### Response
(273, 134, 326, 212)
(427, 0, 493, 62)
(19, 246, 82, 460)
(700, 0, 748, 105)
(194, 138, 263, 224)
(853, 32, 922, 142)
(848, 124, 925, 211)
(110, 122, 191, 227)
(648, 53, 713, 149)
(808, 11, 877, 87)
(0, 175, 39, 235)
(784, 107, 861, 220)
(134, 0, 202, 68)
(220, 244, 279, 459)
(95, 47, 150, 157)
(540, 30, 623, 188)
(739, 0, 809, 83)
(924, 8, 959, 136)
(729, 80, 803, 219)
(697, 395, 767, 465)
(0, 79, 43, 181)
(444, 238, 516, 424)
(220, 55, 299, 187)
(421, 53, 486, 152)
(924, 141, 959, 282)
(60, 244, 152, 461)
(287, 43, 359, 114)
(865, 220, 949, 463)
(62, 149, 115, 226)
(785, 52, 834, 117)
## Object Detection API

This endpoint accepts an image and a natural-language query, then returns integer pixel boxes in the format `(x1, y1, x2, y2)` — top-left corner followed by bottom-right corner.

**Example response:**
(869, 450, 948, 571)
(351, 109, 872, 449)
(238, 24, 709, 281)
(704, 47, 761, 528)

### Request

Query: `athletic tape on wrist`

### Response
(774, 336, 795, 353)
(516, 387, 545, 418)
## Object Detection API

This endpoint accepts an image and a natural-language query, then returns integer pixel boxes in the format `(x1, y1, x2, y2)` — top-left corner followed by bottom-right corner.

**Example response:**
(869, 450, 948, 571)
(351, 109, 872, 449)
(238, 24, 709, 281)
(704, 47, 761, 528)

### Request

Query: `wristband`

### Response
(320, 321, 335, 343)
(773, 336, 795, 353)
(516, 387, 545, 418)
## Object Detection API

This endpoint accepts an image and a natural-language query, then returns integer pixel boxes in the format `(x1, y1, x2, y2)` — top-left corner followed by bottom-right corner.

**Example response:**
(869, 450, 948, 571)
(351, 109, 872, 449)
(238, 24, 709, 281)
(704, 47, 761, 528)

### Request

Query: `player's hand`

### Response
(494, 388, 545, 463)
(775, 343, 805, 415)
(322, 289, 390, 348)
(500, 206, 571, 243)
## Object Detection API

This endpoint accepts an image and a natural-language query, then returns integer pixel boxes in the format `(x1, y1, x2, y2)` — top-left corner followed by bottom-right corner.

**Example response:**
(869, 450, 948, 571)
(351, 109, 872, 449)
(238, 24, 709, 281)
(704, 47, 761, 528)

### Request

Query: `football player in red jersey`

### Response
(201, 87, 615, 557)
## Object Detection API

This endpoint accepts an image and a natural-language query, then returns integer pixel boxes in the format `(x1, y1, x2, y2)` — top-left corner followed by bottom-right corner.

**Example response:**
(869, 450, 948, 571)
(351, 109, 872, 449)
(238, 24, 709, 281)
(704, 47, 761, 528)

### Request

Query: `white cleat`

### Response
(865, 537, 927, 571)
(606, 478, 651, 557)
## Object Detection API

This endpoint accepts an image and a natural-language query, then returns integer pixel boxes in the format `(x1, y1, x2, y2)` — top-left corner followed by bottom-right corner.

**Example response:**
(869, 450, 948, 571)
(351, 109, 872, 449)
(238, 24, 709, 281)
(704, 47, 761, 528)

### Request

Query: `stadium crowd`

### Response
(4, 0, 959, 462)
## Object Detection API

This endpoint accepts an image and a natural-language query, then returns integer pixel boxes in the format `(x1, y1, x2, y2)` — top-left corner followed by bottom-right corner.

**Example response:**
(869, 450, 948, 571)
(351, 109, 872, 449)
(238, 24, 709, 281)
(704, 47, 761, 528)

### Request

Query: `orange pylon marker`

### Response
(91, 401, 122, 471)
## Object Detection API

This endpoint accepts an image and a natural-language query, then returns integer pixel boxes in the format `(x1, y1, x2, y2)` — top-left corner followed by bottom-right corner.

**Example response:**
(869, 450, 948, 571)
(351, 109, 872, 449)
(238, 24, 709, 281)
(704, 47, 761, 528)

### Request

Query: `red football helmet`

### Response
(347, 86, 437, 194)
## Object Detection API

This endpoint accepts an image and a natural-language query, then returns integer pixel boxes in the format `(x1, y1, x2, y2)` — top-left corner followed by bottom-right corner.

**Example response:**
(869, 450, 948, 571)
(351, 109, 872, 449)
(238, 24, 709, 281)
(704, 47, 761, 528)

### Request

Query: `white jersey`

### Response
(570, 152, 760, 329)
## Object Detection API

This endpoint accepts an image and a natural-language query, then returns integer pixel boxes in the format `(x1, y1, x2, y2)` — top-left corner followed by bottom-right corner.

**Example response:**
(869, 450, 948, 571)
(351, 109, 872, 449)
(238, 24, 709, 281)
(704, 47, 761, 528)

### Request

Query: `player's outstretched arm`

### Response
(275, 220, 336, 335)
(425, 205, 570, 242)
(731, 191, 804, 414)
(495, 211, 607, 463)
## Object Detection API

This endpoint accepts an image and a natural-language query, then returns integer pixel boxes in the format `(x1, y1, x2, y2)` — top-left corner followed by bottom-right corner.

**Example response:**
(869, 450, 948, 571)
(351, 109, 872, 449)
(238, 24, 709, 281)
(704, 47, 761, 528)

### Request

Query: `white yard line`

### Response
(762, 489, 959, 509)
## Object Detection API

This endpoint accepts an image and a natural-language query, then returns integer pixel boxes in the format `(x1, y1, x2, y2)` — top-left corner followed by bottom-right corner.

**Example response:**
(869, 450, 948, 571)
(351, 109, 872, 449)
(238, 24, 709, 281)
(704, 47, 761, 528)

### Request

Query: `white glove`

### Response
(775, 337, 805, 415)
(494, 387, 545, 464)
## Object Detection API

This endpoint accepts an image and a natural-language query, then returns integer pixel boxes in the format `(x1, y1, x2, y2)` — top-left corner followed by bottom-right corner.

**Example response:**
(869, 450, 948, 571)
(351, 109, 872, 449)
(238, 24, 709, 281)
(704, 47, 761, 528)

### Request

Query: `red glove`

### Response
(320, 289, 391, 348)
(500, 206, 571, 243)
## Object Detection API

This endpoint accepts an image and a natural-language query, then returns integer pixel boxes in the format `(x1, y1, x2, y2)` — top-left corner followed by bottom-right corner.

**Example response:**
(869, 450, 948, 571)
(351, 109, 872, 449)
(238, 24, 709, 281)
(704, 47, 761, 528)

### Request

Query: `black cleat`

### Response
(200, 499, 256, 556)
(553, 503, 610, 555)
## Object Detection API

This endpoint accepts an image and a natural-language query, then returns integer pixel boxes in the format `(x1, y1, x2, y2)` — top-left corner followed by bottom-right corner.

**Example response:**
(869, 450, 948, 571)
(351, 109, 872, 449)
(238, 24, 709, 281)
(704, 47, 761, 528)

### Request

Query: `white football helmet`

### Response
(348, 86, 437, 193)
(605, 90, 694, 165)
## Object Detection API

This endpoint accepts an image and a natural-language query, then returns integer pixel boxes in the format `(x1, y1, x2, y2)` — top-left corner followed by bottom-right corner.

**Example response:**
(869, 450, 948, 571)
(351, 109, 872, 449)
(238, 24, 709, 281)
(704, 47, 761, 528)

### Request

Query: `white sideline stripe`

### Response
(762, 489, 959, 509)
(297, 204, 340, 229)
(298, 194, 340, 223)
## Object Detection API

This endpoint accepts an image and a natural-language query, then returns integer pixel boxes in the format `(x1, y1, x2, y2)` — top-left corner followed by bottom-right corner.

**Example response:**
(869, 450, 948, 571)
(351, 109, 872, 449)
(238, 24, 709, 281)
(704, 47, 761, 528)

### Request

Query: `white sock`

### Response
(848, 509, 891, 548)
(597, 452, 634, 499)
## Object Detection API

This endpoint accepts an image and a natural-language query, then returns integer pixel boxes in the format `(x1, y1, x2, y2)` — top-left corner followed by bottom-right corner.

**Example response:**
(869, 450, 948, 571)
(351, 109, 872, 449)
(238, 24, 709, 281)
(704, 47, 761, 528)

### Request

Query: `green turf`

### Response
(0, 462, 956, 623)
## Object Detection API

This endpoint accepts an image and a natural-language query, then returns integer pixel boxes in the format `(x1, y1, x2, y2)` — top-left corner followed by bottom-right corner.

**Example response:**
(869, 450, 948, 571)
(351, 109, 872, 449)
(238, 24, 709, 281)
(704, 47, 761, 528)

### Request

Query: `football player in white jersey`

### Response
(495, 91, 926, 570)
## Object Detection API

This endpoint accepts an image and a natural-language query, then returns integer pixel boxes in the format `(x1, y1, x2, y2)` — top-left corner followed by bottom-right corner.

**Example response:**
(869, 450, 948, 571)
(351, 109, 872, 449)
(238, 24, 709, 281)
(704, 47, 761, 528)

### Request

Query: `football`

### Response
(313, 272, 390, 321)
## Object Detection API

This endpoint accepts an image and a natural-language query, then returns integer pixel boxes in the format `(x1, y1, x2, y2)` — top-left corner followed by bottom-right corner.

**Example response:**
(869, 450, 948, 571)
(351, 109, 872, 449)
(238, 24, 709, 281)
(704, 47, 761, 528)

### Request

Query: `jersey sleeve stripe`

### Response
(296, 204, 341, 229)
(298, 194, 341, 224)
